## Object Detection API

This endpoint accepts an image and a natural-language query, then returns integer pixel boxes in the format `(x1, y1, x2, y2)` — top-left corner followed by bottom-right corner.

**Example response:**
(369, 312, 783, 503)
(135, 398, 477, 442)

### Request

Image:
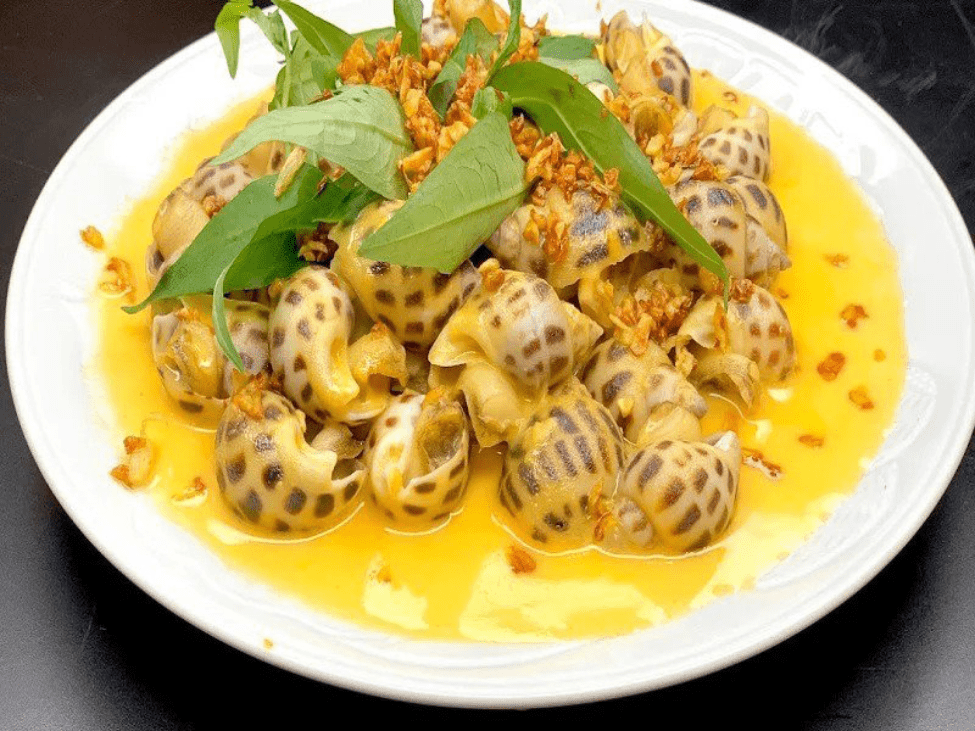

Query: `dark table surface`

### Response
(2, 0, 975, 726)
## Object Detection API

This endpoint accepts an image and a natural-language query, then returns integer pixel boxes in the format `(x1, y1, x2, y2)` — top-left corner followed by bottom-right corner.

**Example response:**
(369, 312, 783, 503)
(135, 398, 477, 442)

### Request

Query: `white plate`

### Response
(7, 0, 975, 709)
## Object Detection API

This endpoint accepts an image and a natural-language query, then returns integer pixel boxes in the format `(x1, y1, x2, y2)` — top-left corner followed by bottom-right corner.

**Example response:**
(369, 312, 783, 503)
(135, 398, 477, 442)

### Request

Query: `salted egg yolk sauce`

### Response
(95, 72, 906, 642)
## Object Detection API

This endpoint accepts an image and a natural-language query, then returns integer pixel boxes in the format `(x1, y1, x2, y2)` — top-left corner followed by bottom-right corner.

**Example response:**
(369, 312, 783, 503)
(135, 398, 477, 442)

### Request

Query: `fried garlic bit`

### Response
(297, 222, 338, 263)
(172, 476, 208, 504)
(798, 434, 825, 448)
(506, 545, 537, 575)
(742, 447, 783, 479)
(99, 257, 135, 301)
(611, 278, 692, 356)
(201, 193, 227, 217)
(110, 436, 155, 489)
(816, 352, 846, 382)
(478, 258, 506, 292)
(80, 225, 104, 250)
(840, 304, 868, 329)
(339, 31, 461, 189)
(824, 253, 850, 268)
(848, 386, 875, 410)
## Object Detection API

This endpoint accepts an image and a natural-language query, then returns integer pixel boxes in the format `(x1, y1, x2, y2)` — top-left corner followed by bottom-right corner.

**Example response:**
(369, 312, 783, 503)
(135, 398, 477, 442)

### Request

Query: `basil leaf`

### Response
(124, 169, 320, 313)
(225, 232, 305, 291)
(213, 232, 305, 370)
(355, 26, 396, 48)
(537, 34, 596, 60)
(212, 85, 413, 200)
(310, 173, 382, 223)
(538, 56, 618, 92)
(471, 86, 512, 118)
(487, 0, 523, 79)
(275, 0, 355, 58)
(270, 36, 338, 110)
(358, 112, 527, 272)
(394, 0, 423, 57)
(245, 6, 289, 55)
(428, 18, 498, 118)
(215, 1, 252, 77)
(492, 62, 729, 288)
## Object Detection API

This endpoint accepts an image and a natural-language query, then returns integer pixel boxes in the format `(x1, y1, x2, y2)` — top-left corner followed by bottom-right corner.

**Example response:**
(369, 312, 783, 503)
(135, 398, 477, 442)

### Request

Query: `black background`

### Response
(2, 1, 975, 727)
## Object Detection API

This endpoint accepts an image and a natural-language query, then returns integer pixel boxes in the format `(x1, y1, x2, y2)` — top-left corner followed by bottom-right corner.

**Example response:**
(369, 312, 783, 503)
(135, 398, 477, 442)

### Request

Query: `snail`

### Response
(151, 299, 270, 418)
(364, 389, 472, 527)
(499, 381, 626, 551)
(268, 265, 407, 425)
(665, 179, 790, 288)
(580, 338, 707, 445)
(603, 10, 692, 106)
(429, 263, 601, 395)
(699, 105, 772, 182)
(215, 384, 366, 533)
(610, 431, 741, 553)
(331, 201, 480, 351)
(726, 175, 788, 252)
(146, 161, 254, 286)
(675, 281, 795, 405)
(488, 189, 649, 293)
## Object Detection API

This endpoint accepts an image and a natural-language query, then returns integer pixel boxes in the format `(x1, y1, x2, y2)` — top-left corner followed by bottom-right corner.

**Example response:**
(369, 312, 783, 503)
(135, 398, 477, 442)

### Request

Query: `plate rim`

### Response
(7, 0, 975, 708)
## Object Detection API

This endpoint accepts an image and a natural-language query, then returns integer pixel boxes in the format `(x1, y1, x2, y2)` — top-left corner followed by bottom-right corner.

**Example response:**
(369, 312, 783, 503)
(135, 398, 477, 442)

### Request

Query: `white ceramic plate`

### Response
(8, 0, 975, 709)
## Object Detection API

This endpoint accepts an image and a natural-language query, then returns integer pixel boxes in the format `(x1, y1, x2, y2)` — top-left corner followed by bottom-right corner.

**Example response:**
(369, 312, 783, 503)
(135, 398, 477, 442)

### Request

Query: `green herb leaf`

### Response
(215, 1, 253, 77)
(487, 0, 523, 80)
(212, 232, 304, 370)
(358, 111, 527, 272)
(310, 173, 382, 223)
(124, 169, 320, 314)
(491, 62, 729, 288)
(471, 86, 512, 118)
(212, 85, 413, 200)
(428, 18, 498, 118)
(246, 6, 289, 55)
(538, 56, 618, 92)
(270, 35, 338, 110)
(537, 34, 597, 60)
(394, 0, 423, 57)
(355, 26, 397, 48)
(274, 0, 355, 58)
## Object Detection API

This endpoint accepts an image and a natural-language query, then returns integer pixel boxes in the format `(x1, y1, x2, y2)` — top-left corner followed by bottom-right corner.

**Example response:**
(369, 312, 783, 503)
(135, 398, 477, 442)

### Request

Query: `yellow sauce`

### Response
(94, 72, 907, 642)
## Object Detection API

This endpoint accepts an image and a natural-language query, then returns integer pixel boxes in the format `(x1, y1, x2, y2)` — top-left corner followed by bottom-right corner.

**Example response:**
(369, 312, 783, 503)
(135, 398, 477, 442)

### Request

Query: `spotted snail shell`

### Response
(430, 358, 536, 448)
(489, 189, 648, 292)
(699, 105, 772, 182)
(675, 282, 795, 404)
(628, 92, 698, 148)
(499, 381, 627, 551)
(364, 390, 471, 527)
(146, 161, 254, 286)
(331, 201, 480, 350)
(603, 10, 692, 106)
(151, 299, 270, 419)
(612, 431, 741, 553)
(429, 265, 601, 394)
(666, 180, 790, 288)
(214, 387, 366, 534)
(580, 338, 707, 444)
(724, 284, 796, 382)
(440, 0, 509, 34)
(726, 176, 787, 252)
(269, 266, 407, 425)
(421, 14, 456, 47)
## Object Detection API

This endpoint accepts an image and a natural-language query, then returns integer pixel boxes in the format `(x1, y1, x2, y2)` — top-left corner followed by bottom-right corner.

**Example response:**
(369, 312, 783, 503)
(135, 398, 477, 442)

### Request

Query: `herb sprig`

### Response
(491, 62, 729, 289)
(358, 111, 527, 272)
(132, 0, 730, 370)
(212, 85, 414, 201)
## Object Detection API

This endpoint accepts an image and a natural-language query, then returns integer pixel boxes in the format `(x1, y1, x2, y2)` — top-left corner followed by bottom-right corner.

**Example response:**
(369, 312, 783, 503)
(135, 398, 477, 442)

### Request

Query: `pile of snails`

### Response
(146, 6, 795, 556)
